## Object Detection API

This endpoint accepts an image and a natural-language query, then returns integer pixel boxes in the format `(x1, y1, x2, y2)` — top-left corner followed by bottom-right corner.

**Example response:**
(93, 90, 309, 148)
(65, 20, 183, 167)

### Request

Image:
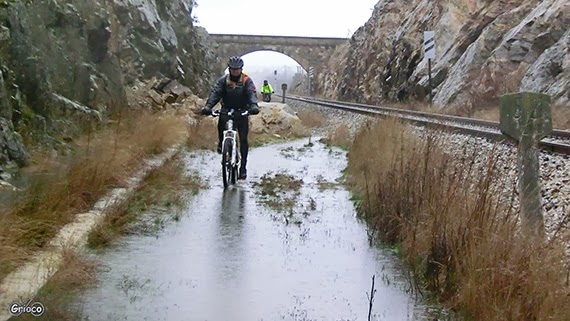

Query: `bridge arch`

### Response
(238, 49, 306, 73)
(209, 34, 347, 94)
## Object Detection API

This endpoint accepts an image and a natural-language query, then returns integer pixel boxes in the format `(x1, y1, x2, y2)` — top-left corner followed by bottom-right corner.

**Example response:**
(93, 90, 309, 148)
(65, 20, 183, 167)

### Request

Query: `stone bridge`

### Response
(209, 34, 347, 93)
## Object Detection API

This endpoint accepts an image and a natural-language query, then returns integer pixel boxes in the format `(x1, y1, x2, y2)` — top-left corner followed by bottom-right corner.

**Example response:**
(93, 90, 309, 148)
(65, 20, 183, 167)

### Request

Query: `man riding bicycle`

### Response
(201, 56, 260, 180)
(260, 80, 274, 102)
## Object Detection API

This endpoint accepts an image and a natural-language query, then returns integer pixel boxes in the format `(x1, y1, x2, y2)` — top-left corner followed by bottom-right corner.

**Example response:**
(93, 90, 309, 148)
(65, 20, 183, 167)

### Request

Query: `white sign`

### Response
(424, 31, 435, 60)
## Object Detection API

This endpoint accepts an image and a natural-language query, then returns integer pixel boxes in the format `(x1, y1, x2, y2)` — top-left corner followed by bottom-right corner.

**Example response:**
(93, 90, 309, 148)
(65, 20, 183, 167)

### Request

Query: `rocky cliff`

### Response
(0, 0, 218, 175)
(317, 0, 570, 111)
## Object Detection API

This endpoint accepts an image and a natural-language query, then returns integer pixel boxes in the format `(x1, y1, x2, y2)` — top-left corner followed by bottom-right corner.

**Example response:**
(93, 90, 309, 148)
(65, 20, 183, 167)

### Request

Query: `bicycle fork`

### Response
(222, 136, 239, 168)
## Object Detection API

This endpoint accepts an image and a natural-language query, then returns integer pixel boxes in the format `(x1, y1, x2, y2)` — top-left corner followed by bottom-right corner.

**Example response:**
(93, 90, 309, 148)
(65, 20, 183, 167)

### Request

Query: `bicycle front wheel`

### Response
(231, 165, 237, 184)
(221, 139, 233, 189)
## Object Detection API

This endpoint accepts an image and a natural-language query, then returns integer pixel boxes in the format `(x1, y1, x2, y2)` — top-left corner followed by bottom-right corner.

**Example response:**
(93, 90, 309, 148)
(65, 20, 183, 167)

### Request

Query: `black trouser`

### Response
(218, 113, 249, 169)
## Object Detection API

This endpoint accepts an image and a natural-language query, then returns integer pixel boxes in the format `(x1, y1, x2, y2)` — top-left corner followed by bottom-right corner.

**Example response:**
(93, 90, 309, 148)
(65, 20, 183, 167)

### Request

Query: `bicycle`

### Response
(211, 108, 249, 188)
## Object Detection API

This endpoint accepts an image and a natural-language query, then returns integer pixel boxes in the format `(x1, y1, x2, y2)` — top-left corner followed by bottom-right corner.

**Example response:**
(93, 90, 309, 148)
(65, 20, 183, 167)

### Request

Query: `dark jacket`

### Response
(204, 74, 258, 110)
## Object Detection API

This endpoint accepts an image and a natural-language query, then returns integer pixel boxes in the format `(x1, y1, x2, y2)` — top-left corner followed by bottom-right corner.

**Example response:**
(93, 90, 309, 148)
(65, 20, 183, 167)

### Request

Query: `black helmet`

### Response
(227, 56, 244, 69)
(263, 80, 268, 84)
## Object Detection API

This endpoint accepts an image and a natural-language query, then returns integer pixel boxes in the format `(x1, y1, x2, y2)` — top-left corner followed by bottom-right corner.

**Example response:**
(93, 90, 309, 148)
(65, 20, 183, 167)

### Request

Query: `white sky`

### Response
(193, 0, 378, 68)
(193, 0, 377, 37)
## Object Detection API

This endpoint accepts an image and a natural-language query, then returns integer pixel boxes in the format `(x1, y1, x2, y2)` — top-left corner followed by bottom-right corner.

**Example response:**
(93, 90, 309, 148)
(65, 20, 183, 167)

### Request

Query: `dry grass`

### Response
(345, 118, 570, 321)
(385, 100, 441, 113)
(470, 106, 500, 122)
(320, 122, 353, 150)
(0, 108, 189, 281)
(13, 249, 97, 321)
(186, 117, 218, 151)
(253, 172, 304, 212)
(296, 110, 327, 128)
(255, 172, 303, 197)
(552, 104, 570, 130)
(249, 132, 288, 147)
(87, 155, 202, 249)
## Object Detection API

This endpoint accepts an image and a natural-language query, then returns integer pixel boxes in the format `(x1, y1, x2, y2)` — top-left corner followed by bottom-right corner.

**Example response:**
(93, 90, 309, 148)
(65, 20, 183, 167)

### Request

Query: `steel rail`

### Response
(285, 95, 570, 154)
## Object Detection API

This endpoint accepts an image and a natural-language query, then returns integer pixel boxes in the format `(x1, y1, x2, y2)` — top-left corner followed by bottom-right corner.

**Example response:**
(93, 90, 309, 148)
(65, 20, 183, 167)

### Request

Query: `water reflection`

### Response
(220, 186, 247, 215)
(213, 186, 248, 283)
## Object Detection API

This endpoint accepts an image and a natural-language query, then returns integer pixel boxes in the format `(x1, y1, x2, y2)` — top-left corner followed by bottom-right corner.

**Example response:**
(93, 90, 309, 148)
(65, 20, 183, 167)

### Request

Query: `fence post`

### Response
(281, 83, 288, 103)
(499, 92, 552, 237)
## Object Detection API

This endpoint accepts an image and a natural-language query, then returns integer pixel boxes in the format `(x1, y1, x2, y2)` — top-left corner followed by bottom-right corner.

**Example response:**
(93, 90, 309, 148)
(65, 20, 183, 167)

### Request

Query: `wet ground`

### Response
(77, 138, 451, 321)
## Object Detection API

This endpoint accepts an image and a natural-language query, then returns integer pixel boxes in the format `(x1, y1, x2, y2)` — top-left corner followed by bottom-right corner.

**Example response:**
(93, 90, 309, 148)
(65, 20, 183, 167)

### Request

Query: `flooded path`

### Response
(78, 138, 446, 321)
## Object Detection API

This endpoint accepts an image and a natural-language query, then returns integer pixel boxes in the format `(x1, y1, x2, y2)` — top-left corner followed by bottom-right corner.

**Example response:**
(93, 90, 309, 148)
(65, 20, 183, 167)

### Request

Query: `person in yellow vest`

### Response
(260, 80, 274, 102)
(202, 56, 259, 180)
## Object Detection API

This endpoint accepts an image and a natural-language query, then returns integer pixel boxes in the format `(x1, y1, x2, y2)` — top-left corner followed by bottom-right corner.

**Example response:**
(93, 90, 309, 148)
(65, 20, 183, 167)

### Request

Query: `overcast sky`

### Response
(193, 0, 378, 68)
(193, 0, 378, 37)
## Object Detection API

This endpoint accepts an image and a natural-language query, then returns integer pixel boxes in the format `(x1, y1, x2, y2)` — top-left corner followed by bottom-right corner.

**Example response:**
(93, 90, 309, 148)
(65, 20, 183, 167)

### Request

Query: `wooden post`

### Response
(499, 92, 552, 237)
(281, 83, 288, 103)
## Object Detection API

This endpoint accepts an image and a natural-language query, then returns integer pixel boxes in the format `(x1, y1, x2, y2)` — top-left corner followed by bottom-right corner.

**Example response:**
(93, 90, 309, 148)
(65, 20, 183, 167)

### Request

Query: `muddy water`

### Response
(78, 139, 451, 321)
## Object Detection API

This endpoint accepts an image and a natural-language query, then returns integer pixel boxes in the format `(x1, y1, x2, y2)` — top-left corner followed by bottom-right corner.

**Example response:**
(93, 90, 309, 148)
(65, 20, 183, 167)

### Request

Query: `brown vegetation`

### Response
(253, 172, 304, 212)
(345, 118, 570, 321)
(13, 249, 98, 321)
(87, 155, 202, 249)
(186, 117, 218, 151)
(0, 108, 189, 281)
(296, 109, 327, 128)
(551, 104, 570, 130)
(321, 122, 352, 150)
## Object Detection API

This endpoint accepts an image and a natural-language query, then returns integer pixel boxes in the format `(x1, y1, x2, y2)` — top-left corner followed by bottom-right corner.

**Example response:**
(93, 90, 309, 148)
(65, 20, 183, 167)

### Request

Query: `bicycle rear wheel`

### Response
(221, 139, 233, 189)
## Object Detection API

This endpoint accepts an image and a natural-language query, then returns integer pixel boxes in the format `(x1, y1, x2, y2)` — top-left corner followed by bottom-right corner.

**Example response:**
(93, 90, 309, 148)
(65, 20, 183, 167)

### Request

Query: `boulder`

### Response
(250, 102, 304, 137)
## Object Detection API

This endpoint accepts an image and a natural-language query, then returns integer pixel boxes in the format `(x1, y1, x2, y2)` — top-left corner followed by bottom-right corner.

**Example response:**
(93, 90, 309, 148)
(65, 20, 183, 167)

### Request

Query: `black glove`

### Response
(201, 106, 212, 115)
(248, 104, 260, 115)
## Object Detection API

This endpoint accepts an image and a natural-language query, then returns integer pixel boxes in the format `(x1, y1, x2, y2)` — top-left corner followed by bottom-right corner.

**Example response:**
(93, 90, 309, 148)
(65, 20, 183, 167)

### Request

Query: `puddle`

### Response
(76, 138, 453, 321)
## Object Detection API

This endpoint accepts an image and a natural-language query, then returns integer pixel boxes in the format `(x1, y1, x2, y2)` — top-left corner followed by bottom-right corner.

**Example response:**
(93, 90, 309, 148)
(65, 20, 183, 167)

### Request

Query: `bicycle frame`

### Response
(222, 118, 239, 169)
(212, 108, 249, 188)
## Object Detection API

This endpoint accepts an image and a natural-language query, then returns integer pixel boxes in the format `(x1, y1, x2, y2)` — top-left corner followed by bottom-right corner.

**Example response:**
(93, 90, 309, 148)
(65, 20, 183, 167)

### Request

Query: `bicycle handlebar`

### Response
(211, 109, 249, 117)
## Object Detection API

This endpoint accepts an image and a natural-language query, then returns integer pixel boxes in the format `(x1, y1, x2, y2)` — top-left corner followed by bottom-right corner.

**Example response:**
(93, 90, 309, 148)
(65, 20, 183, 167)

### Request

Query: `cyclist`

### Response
(202, 56, 260, 180)
(260, 80, 274, 101)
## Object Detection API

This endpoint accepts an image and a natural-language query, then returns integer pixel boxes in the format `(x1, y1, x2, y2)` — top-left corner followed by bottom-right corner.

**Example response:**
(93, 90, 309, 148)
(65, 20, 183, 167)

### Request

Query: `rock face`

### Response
(0, 0, 218, 172)
(317, 0, 570, 111)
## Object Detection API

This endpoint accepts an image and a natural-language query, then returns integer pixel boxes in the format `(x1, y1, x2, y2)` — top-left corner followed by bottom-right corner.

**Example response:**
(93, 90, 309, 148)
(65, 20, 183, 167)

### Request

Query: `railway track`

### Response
(286, 95, 570, 155)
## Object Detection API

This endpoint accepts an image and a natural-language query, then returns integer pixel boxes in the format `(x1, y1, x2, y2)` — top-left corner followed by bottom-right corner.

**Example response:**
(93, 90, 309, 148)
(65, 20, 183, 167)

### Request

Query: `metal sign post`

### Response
(424, 31, 435, 104)
(308, 67, 314, 96)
